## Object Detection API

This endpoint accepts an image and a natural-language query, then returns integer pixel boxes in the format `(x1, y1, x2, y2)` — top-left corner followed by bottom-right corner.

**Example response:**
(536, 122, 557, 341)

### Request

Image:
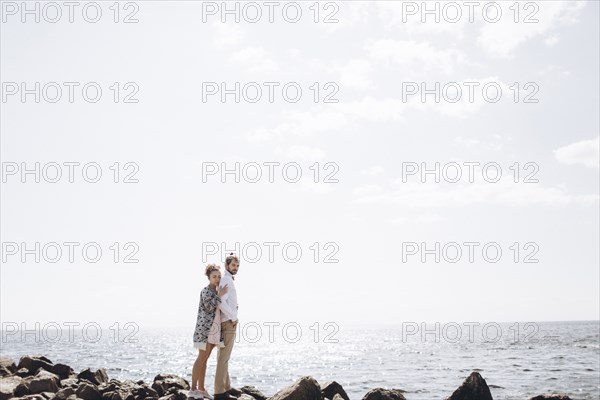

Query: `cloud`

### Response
(554, 137, 600, 169)
(375, 2, 469, 36)
(405, 77, 511, 119)
(353, 177, 599, 208)
(212, 22, 244, 48)
(229, 46, 278, 73)
(331, 59, 374, 90)
(477, 1, 586, 58)
(275, 145, 326, 162)
(361, 166, 385, 176)
(454, 135, 511, 151)
(365, 39, 468, 75)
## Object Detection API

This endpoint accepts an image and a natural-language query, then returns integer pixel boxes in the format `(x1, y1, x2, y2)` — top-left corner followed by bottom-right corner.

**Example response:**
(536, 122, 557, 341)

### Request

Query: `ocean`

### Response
(1, 321, 598, 400)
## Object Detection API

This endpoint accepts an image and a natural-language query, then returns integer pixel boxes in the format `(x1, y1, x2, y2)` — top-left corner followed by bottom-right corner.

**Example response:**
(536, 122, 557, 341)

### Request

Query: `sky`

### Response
(1, 1, 598, 332)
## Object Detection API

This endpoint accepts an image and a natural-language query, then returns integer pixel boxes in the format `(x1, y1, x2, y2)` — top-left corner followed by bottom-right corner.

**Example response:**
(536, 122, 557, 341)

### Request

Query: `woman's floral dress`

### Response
(193, 285, 225, 350)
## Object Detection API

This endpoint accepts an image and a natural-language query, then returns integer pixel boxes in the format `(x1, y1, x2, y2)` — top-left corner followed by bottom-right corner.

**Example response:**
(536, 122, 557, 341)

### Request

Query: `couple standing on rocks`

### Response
(190, 253, 241, 400)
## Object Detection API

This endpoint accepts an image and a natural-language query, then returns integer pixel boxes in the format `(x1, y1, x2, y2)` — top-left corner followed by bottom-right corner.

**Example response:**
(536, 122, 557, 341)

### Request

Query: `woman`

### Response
(190, 264, 229, 400)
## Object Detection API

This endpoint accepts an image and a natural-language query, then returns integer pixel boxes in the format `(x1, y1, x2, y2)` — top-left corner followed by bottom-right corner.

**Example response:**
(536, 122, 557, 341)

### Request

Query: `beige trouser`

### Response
(214, 320, 236, 394)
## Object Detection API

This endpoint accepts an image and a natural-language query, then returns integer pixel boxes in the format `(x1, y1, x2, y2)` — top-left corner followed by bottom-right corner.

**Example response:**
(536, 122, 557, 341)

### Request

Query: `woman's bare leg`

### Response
(193, 344, 215, 392)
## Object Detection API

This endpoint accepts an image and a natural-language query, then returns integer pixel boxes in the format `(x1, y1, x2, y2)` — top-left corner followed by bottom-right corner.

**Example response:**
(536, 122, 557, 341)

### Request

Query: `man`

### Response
(214, 253, 242, 400)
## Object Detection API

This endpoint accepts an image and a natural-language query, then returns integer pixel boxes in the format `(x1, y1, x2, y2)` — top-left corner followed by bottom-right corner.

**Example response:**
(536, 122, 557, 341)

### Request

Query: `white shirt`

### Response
(218, 268, 238, 322)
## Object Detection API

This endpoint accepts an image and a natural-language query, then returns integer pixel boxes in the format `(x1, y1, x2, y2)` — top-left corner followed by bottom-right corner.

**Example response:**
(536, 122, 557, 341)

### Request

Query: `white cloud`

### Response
(361, 165, 385, 176)
(477, 1, 586, 58)
(554, 137, 600, 169)
(353, 178, 599, 208)
(545, 34, 560, 47)
(538, 65, 571, 76)
(331, 59, 374, 90)
(375, 1, 468, 36)
(212, 22, 244, 48)
(390, 214, 445, 224)
(405, 77, 510, 119)
(365, 39, 467, 75)
(276, 145, 326, 162)
(286, 176, 336, 195)
(352, 184, 383, 197)
(229, 46, 278, 73)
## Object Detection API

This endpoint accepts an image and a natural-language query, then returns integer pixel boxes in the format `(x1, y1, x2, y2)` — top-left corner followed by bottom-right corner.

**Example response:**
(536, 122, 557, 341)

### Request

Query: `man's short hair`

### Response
(225, 253, 240, 266)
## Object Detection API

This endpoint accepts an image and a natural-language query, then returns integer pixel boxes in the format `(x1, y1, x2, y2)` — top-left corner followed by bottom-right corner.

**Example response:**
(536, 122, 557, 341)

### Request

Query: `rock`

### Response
(270, 376, 321, 400)
(0, 360, 17, 376)
(361, 388, 406, 400)
(321, 382, 349, 400)
(39, 391, 57, 400)
(77, 369, 109, 386)
(59, 379, 78, 389)
(240, 386, 267, 400)
(97, 383, 119, 395)
(15, 376, 36, 396)
(446, 372, 493, 400)
(17, 358, 53, 376)
(529, 396, 573, 400)
(55, 387, 76, 400)
(151, 375, 189, 397)
(332, 395, 344, 400)
(15, 395, 46, 400)
(0, 375, 23, 400)
(29, 370, 61, 394)
(137, 386, 159, 399)
(50, 366, 74, 381)
(238, 395, 255, 400)
(102, 391, 124, 400)
(76, 382, 102, 400)
(16, 369, 31, 378)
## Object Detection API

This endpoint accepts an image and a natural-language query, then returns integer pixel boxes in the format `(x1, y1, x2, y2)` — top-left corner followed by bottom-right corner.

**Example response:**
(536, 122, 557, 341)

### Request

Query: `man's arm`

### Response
(218, 277, 236, 321)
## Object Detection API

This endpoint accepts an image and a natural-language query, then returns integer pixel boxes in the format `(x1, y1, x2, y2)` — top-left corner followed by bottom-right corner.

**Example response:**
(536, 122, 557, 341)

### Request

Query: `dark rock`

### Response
(321, 382, 349, 400)
(151, 375, 188, 397)
(0, 360, 17, 376)
(17, 358, 53, 376)
(0, 369, 12, 378)
(15, 395, 46, 400)
(39, 392, 57, 400)
(270, 376, 321, 400)
(55, 387, 76, 400)
(97, 384, 121, 395)
(15, 376, 35, 397)
(528, 396, 573, 400)
(75, 382, 102, 400)
(29, 371, 60, 394)
(138, 387, 159, 398)
(361, 388, 406, 400)
(240, 386, 267, 400)
(59, 379, 78, 389)
(34, 358, 53, 366)
(102, 391, 124, 400)
(49, 366, 74, 381)
(446, 372, 493, 400)
(16, 370, 31, 378)
(77, 370, 108, 386)
(0, 375, 23, 400)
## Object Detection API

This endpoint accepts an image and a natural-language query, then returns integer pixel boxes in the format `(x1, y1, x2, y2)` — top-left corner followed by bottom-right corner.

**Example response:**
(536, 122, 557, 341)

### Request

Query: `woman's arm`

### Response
(200, 287, 221, 313)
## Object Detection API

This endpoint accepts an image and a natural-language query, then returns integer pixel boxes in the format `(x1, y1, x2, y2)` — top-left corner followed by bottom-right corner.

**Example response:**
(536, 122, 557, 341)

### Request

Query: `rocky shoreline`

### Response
(0, 355, 573, 400)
